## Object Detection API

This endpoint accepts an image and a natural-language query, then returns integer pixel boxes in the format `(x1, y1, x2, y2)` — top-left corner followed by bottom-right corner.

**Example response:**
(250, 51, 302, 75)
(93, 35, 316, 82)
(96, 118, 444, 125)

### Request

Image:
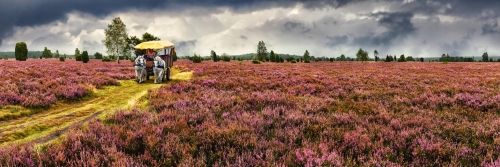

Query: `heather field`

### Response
(1, 60, 500, 166)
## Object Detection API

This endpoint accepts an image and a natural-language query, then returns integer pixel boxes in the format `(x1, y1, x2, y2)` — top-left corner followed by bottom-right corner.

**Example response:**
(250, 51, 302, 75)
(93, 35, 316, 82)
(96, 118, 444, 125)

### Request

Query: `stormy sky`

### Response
(0, 0, 499, 58)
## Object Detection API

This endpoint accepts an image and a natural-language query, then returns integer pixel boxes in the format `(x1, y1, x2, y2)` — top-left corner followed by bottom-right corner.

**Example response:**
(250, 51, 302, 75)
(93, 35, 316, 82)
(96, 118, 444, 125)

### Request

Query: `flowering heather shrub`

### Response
(0, 59, 135, 107)
(2, 61, 500, 166)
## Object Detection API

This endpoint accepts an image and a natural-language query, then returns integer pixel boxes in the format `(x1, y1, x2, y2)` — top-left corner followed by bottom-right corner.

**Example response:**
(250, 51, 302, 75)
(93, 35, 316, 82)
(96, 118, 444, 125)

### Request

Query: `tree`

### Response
(340, 54, 346, 61)
(173, 51, 178, 61)
(398, 54, 406, 62)
(420, 57, 424, 62)
(356, 48, 369, 62)
(221, 53, 231, 62)
(211, 50, 218, 62)
(82, 51, 89, 63)
(74, 48, 81, 61)
(270, 50, 276, 62)
(75, 48, 80, 58)
(374, 50, 378, 61)
(257, 41, 268, 62)
(54, 50, 60, 59)
(42, 47, 52, 59)
(15, 42, 28, 61)
(102, 17, 128, 60)
(94, 52, 103, 59)
(303, 50, 310, 63)
(482, 52, 489, 62)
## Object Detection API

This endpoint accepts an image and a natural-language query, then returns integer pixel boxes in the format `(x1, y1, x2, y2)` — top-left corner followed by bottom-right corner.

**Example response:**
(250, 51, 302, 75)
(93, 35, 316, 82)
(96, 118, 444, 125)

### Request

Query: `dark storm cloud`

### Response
(353, 12, 415, 47)
(0, 0, 364, 47)
(282, 21, 310, 34)
(482, 21, 500, 35)
(401, 0, 500, 19)
(326, 35, 348, 47)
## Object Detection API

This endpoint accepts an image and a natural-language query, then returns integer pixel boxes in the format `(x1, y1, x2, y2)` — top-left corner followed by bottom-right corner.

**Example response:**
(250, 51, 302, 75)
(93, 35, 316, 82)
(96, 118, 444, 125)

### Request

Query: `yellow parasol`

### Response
(134, 41, 175, 50)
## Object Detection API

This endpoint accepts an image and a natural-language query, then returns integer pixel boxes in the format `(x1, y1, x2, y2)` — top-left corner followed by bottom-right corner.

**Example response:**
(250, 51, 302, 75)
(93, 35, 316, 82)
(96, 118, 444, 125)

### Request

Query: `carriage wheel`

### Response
(164, 68, 171, 81)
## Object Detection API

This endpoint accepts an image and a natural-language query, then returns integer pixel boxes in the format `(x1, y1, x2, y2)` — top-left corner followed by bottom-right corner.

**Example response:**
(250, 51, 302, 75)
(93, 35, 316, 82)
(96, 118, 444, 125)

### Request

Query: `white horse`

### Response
(134, 56, 146, 83)
(153, 56, 166, 84)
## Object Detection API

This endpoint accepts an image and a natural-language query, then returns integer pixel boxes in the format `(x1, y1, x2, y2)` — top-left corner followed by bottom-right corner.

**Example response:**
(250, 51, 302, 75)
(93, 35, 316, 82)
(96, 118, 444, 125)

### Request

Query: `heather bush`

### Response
(2, 61, 500, 166)
(0, 59, 134, 107)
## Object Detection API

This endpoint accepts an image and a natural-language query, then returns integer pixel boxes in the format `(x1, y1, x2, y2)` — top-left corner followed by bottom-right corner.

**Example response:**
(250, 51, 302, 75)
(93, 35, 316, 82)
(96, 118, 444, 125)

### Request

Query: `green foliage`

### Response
(291, 60, 297, 63)
(59, 56, 65, 62)
(211, 50, 219, 62)
(356, 48, 369, 62)
(192, 54, 202, 63)
(398, 54, 406, 62)
(270, 50, 276, 62)
(142, 32, 160, 42)
(278, 56, 284, 63)
(75, 54, 82, 61)
(252, 59, 261, 64)
(82, 51, 89, 63)
(42, 47, 52, 59)
(257, 41, 268, 62)
(75, 48, 80, 56)
(4, 55, 7, 60)
(15, 42, 28, 61)
(125, 32, 161, 57)
(482, 52, 489, 62)
(221, 53, 231, 62)
(420, 57, 424, 62)
(102, 17, 128, 60)
(385, 55, 394, 62)
(173, 51, 178, 61)
(94, 52, 103, 59)
(303, 50, 310, 63)
(102, 57, 114, 62)
(329, 58, 334, 62)
(54, 50, 59, 59)
(340, 54, 346, 61)
(406, 56, 415, 61)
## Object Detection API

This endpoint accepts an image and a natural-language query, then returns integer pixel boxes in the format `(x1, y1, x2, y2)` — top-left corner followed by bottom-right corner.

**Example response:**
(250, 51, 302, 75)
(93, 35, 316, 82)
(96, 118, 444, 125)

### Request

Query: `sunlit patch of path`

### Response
(0, 70, 193, 146)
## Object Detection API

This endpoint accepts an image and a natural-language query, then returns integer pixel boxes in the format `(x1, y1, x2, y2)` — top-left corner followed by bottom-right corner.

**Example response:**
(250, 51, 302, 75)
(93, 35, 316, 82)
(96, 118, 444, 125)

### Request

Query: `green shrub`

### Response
(75, 54, 82, 61)
(94, 52, 103, 59)
(3, 55, 7, 60)
(221, 54, 231, 62)
(252, 59, 261, 64)
(291, 60, 297, 63)
(59, 57, 65, 62)
(192, 54, 202, 63)
(102, 57, 114, 62)
(15, 42, 28, 61)
(82, 51, 89, 63)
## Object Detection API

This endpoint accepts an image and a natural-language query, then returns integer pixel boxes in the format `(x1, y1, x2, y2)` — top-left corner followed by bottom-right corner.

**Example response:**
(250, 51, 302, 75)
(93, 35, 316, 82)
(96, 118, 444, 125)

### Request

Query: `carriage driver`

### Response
(134, 54, 146, 83)
(153, 53, 166, 84)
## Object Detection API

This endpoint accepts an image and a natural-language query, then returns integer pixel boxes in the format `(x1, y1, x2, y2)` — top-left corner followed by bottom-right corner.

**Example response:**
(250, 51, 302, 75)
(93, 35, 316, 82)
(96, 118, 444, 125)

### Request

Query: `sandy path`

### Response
(0, 79, 163, 145)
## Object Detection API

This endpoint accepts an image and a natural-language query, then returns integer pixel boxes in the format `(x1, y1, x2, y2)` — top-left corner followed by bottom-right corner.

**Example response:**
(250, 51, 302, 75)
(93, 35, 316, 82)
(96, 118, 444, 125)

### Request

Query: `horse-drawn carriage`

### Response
(134, 41, 175, 82)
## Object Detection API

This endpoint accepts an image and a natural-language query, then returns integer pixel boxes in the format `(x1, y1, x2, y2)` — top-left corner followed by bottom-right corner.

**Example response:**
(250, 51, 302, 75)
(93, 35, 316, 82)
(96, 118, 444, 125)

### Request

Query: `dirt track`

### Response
(0, 77, 170, 146)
